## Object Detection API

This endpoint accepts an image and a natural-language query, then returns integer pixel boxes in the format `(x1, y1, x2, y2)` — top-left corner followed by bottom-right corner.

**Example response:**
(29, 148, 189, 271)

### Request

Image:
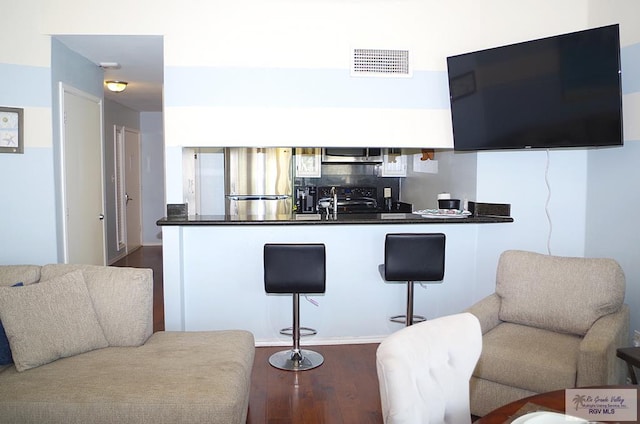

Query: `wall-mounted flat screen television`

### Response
(447, 24, 623, 151)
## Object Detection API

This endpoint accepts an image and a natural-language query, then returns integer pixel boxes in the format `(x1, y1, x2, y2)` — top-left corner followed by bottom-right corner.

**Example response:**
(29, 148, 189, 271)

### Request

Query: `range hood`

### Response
(321, 148, 383, 163)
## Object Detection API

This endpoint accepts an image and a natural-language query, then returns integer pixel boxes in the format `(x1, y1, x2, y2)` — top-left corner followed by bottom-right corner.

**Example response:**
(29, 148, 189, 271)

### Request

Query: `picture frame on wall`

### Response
(0, 106, 24, 154)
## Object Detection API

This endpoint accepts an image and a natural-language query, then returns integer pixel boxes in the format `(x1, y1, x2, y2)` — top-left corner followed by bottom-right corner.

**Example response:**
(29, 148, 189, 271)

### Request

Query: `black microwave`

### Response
(321, 148, 383, 163)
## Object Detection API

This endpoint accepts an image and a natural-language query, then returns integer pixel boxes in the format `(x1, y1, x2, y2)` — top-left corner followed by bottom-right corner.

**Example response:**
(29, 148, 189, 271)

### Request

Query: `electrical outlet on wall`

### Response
(634, 330, 640, 347)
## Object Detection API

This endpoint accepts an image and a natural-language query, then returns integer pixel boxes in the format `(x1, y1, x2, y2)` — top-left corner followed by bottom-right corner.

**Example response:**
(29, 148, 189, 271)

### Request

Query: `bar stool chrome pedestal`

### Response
(264, 243, 326, 371)
(382, 233, 446, 326)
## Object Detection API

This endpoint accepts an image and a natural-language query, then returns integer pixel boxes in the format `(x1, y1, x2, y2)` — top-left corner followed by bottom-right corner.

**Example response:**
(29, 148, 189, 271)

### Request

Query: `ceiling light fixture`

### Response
(105, 80, 128, 93)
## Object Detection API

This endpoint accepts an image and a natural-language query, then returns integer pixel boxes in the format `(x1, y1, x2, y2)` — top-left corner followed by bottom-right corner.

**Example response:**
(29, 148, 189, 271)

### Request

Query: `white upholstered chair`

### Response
(467, 250, 629, 416)
(376, 312, 482, 424)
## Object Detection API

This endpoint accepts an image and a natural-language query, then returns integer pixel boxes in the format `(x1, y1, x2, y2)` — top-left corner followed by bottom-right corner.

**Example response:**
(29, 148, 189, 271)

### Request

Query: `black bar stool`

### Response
(264, 243, 326, 371)
(382, 233, 446, 326)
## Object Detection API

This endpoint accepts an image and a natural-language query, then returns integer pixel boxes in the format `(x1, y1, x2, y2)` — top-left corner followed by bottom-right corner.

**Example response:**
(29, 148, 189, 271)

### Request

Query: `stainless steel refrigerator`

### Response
(224, 147, 293, 218)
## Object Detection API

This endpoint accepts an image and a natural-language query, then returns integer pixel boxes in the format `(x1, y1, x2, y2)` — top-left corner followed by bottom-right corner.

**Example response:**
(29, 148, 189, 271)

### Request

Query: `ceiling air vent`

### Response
(351, 49, 411, 77)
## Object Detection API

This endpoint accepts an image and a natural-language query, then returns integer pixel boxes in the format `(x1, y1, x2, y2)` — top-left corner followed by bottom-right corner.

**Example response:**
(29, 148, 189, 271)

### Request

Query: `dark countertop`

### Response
(157, 212, 513, 226)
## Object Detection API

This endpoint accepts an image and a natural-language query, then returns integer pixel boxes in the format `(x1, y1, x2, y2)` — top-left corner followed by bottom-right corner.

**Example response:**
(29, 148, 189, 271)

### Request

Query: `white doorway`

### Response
(59, 83, 106, 265)
(124, 128, 142, 252)
(114, 126, 142, 254)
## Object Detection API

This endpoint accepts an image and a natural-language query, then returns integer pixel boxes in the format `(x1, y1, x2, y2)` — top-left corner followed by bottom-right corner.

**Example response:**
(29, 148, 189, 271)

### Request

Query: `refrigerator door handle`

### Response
(226, 195, 291, 201)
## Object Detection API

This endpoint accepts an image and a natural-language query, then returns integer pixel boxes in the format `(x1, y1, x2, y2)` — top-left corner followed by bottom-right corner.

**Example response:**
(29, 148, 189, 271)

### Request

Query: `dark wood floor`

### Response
(112, 246, 164, 332)
(112, 246, 385, 423)
(248, 344, 383, 423)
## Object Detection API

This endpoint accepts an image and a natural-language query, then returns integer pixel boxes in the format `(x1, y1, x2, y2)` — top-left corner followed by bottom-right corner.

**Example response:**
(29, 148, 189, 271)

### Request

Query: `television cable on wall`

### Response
(545, 149, 553, 255)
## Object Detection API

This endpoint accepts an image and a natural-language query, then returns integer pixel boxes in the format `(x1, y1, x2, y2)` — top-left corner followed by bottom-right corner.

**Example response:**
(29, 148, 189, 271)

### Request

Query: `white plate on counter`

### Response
(413, 209, 471, 218)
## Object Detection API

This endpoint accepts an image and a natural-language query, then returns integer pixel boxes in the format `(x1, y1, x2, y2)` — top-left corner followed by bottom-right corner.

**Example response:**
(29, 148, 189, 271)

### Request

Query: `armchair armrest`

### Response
(465, 293, 503, 335)
(577, 304, 630, 387)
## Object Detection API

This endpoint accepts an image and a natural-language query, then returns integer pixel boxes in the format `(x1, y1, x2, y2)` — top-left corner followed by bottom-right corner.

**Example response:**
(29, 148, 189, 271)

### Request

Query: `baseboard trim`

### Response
(254, 335, 386, 347)
(108, 252, 128, 265)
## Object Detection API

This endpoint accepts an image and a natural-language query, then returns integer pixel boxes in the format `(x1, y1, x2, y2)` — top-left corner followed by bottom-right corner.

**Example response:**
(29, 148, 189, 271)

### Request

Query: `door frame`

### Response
(114, 125, 126, 251)
(124, 127, 142, 253)
(58, 82, 106, 264)
(114, 125, 143, 255)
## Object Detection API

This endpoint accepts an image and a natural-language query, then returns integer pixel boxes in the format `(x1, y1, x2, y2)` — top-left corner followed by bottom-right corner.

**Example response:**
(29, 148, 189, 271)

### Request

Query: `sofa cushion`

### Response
(0, 330, 256, 424)
(0, 265, 40, 286)
(496, 250, 625, 335)
(0, 266, 41, 365)
(0, 270, 108, 372)
(474, 322, 582, 393)
(41, 264, 153, 347)
(0, 283, 23, 366)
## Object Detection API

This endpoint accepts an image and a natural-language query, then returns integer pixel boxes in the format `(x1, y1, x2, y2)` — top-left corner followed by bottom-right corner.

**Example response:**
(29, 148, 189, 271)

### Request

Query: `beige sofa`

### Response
(0, 264, 255, 424)
(467, 250, 629, 417)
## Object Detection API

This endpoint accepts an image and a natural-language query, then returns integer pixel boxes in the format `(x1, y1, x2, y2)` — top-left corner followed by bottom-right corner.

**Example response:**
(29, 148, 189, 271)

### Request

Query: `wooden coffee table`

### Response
(474, 385, 639, 424)
(617, 347, 640, 384)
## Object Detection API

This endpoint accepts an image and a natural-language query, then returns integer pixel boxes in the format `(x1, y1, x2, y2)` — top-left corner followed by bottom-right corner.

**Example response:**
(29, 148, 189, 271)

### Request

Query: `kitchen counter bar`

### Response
(157, 213, 513, 226)
(159, 212, 513, 342)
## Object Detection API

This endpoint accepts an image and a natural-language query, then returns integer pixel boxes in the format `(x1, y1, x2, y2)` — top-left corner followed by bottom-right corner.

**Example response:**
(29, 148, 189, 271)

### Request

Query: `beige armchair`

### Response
(467, 250, 629, 417)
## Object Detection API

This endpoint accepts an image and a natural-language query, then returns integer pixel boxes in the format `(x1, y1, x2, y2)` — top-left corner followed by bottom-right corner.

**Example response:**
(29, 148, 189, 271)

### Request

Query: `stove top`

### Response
(317, 186, 378, 213)
(317, 186, 376, 199)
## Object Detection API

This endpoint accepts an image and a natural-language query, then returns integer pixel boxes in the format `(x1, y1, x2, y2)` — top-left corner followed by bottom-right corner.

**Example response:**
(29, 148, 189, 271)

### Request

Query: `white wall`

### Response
(401, 150, 477, 210)
(160, 0, 589, 150)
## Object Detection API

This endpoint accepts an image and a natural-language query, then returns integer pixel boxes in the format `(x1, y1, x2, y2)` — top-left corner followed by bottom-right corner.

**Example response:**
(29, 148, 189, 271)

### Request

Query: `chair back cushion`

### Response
(496, 250, 625, 335)
(376, 312, 481, 424)
(384, 233, 445, 282)
(264, 244, 326, 294)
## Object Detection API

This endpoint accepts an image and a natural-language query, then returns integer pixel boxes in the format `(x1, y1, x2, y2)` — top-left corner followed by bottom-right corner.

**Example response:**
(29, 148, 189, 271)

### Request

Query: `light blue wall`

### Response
(586, 40, 640, 336)
(586, 142, 640, 333)
(0, 64, 50, 107)
(140, 112, 164, 246)
(621, 43, 640, 93)
(0, 149, 57, 264)
(0, 35, 104, 265)
(0, 39, 106, 265)
(0, 62, 56, 265)
(467, 39, 640, 336)
(473, 148, 589, 298)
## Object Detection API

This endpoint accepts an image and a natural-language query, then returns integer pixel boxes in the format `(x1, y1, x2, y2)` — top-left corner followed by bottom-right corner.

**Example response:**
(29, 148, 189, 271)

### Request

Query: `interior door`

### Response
(124, 128, 142, 252)
(114, 126, 126, 251)
(60, 84, 106, 265)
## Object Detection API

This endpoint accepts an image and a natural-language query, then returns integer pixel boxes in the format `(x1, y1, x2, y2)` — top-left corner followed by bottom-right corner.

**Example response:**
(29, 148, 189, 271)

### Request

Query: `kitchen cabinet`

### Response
(295, 147, 321, 177)
(381, 148, 407, 177)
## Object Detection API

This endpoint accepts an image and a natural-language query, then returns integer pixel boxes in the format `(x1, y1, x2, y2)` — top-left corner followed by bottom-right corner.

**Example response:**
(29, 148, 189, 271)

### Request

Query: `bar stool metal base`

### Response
(268, 349, 324, 371)
(390, 280, 426, 326)
(279, 326, 317, 337)
(390, 314, 426, 325)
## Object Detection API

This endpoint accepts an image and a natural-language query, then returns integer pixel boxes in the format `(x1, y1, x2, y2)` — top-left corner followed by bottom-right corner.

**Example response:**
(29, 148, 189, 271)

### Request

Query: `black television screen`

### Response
(447, 24, 623, 151)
